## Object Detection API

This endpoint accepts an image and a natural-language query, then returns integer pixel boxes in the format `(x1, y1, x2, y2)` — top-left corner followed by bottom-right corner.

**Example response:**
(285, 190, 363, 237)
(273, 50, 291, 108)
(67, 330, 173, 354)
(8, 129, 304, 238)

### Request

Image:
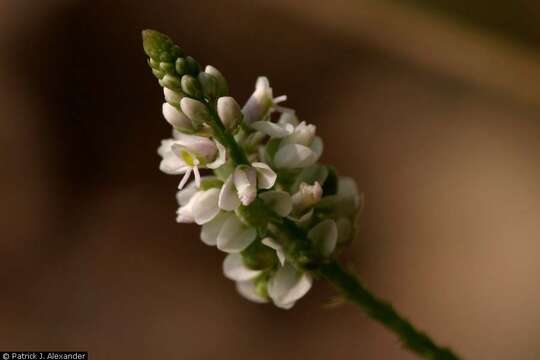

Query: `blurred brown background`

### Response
(1, 0, 540, 359)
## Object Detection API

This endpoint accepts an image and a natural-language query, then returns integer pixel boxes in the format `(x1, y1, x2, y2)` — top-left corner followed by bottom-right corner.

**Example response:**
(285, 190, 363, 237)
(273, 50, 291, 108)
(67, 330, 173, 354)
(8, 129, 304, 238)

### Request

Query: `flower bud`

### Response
(217, 96, 242, 130)
(163, 87, 183, 105)
(242, 77, 274, 124)
(233, 165, 258, 206)
(175, 57, 187, 76)
(142, 30, 184, 62)
(172, 132, 218, 162)
(198, 72, 218, 99)
(159, 62, 175, 75)
(185, 56, 201, 75)
(161, 74, 182, 91)
(162, 103, 192, 131)
(205, 65, 228, 96)
(152, 68, 164, 79)
(284, 121, 316, 147)
(292, 181, 322, 215)
(180, 98, 210, 127)
(181, 74, 202, 99)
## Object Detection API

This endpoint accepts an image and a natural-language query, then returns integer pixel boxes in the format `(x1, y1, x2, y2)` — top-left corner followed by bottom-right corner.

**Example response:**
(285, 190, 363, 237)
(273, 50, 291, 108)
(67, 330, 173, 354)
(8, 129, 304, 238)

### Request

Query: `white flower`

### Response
(292, 181, 323, 215)
(273, 121, 323, 169)
(218, 162, 277, 209)
(222, 253, 312, 309)
(259, 191, 293, 217)
(308, 219, 338, 257)
(267, 262, 313, 309)
(175, 181, 221, 225)
(223, 253, 262, 281)
(217, 96, 242, 130)
(222, 253, 269, 304)
(261, 237, 286, 265)
(200, 212, 257, 253)
(158, 131, 226, 189)
(242, 77, 292, 124)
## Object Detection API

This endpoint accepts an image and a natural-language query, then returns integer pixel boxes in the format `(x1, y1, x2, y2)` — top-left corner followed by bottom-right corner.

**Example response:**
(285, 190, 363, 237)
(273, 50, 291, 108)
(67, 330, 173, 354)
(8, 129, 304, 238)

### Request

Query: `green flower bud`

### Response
(205, 65, 228, 96)
(217, 96, 242, 130)
(180, 98, 210, 127)
(142, 29, 184, 62)
(185, 56, 200, 75)
(159, 62, 175, 75)
(181, 74, 202, 98)
(152, 68, 164, 79)
(148, 58, 160, 70)
(175, 58, 187, 76)
(161, 74, 182, 91)
(198, 72, 218, 99)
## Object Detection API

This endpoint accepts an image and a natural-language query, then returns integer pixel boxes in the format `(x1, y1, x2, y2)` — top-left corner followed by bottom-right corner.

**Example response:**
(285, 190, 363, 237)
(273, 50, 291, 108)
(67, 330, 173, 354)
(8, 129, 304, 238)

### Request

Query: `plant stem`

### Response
(205, 106, 461, 360)
(317, 261, 461, 360)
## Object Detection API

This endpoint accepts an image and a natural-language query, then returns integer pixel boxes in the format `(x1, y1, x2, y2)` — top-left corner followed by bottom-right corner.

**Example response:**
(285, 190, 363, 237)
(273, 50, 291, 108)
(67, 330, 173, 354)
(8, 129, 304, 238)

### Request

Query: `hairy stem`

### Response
(205, 104, 461, 360)
(317, 262, 461, 360)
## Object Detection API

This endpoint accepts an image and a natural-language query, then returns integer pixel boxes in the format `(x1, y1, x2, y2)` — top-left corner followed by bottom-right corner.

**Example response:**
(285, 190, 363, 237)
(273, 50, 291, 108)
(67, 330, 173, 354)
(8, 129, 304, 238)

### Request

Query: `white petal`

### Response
(252, 162, 277, 189)
(336, 217, 353, 244)
(308, 219, 338, 257)
(259, 191, 292, 217)
(223, 254, 262, 281)
(262, 238, 286, 266)
(217, 215, 257, 253)
(162, 103, 192, 129)
(277, 112, 299, 127)
(176, 202, 195, 223)
(233, 166, 257, 206)
(176, 181, 197, 206)
(200, 212, 230, 246)
(236, 280, 268, 304)
(218, 175, 241, 211)
(251, 121, 293, 138)
(159, 149, 188, 175)
(338, 176, 360, 207)
(268, 263, 312, 308)
(207, 140, 227, 169)
(274, 144, 316, 169)
(191, 188, 220, 225)
(310, 136, 324, 162)
(157, 138, 174, 157)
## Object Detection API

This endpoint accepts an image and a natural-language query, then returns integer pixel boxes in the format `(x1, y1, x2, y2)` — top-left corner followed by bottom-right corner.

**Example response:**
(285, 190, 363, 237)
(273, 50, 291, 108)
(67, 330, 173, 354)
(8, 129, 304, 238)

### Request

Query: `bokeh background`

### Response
(1, 0, 540, 359)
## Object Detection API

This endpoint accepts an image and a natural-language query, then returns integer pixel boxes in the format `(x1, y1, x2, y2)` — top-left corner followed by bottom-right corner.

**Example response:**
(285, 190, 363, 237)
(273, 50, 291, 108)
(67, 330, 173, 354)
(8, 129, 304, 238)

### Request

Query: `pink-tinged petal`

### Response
(233, 165, 257, 206)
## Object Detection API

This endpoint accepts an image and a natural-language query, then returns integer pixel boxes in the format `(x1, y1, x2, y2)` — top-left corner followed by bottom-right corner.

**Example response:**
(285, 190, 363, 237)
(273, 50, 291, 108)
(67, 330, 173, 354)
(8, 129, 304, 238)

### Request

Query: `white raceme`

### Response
(153, 72, 360, 309)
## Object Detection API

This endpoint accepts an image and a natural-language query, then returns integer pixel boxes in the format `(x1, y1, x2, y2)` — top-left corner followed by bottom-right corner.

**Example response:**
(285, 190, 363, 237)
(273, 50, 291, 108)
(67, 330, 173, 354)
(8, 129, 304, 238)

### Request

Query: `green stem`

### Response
(204, 102, 461, 360)
(317, 262, 461, 360)
(204, 103, 249, 165)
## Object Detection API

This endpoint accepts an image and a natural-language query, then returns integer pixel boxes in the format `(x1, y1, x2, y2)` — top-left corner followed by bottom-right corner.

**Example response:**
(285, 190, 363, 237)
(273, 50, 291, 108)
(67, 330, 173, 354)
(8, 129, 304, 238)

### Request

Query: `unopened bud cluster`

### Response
(143, 30, 361, 309)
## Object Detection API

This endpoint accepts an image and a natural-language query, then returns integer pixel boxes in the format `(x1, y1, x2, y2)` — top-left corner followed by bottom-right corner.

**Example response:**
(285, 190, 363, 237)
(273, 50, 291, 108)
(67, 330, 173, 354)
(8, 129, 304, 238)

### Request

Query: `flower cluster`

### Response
(143, 30, 361, 309)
